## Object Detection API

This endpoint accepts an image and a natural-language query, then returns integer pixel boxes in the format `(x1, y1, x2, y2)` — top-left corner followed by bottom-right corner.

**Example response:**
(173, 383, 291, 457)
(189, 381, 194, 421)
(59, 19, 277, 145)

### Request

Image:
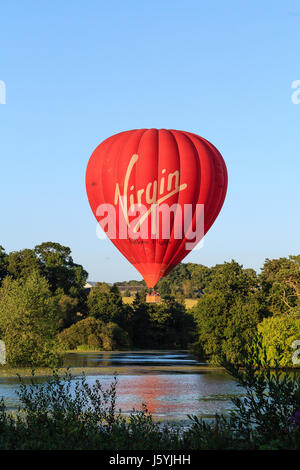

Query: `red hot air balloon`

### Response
(86, 129, 227, 288)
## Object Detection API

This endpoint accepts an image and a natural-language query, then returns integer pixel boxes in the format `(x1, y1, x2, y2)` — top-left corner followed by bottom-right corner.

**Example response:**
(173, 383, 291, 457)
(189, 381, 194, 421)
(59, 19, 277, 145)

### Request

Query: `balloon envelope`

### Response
(86, 129, 227, 287)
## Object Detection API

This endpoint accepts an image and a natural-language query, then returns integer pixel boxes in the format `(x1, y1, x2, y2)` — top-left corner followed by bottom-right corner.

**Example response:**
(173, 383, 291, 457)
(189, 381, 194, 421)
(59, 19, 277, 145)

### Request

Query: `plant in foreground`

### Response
(0, 354, 299, 450)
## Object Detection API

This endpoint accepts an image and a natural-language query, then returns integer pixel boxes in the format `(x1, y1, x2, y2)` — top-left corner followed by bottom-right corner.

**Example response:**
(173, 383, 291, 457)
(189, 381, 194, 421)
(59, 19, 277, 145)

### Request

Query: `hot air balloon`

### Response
(86, 129, 227, 288)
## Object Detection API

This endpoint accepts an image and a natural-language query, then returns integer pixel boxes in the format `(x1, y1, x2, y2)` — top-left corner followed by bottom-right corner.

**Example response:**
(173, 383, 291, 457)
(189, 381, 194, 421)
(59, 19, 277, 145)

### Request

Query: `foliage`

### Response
(34, 242, 88, 298)
(58, 317, 131, 351)
(7, 249, 42, 280)
(0, 371, 182, 450)
(156, 263, 213, 298)
(56, 290, 80, 330)
(192, 261, 267, 363)
(100, 322, 131, 350)
(0, 272, 61, 367)
(0, 246, 8, 285)
(257, 315, 300, 367)
(148, 297, 196, 348)
(58, 317, 104, 350)
(128, 292, 195, 349)
(215, 344, 300, 449)
(260, 255, 300, 315)
(87, 283, 130, 328)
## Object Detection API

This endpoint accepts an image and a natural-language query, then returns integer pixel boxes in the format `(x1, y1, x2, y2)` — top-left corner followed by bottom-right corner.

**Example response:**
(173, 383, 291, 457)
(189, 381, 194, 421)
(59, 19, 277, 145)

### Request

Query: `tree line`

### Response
(0, 241, 299, 367)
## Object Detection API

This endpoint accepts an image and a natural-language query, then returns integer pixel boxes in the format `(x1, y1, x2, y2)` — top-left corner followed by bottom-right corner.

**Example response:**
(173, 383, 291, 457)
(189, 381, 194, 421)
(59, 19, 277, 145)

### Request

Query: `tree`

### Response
(130, 292, 152, 348)
(34, 242, 88, 296)
(0, 246, 8, 284)
(149, 297, 195, 348)
(58, 317, 131, 351)
(0, 272, 60, 367)
(193, 291, 228, 360)
(7, 249, 42, 280)
(56, 290, 80, 330)
(158, 279, 172, 298)
(260, 255, 300, 315)
(100, 322, 131, 350)
(193, 261, 267, 363)
(207, 261, 258, 300)
(58, 317, 104, 350)
(87, 283, 129, 328)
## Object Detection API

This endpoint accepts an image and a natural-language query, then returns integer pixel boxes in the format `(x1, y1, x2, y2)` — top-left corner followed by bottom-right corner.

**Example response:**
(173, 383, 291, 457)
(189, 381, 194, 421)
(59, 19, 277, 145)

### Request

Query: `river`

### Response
(0, 350, 242, 422)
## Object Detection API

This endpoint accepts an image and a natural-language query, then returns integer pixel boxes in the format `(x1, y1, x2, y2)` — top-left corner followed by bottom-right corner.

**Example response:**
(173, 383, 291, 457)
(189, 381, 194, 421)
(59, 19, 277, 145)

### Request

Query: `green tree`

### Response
(0, 246, 8, 285)
(100, 322, 131, 350)
(7, 249, 42, 280)
(152, 297, 195, 348)
(158, 279, 172, 298)
(193, 291, 228, 360)
(87, 283, 129, 328)
(58, 317, 104, 350)
(56, 290, 80, 330)
(130, 292, 152, 348)
(207, 261, 258, 300)
(193, 261, 266, 363)
(0, 272, 60, 367)
(34, 242, 88, 296)
(260, 255, 300, 315)
(58, 317, 131, 351)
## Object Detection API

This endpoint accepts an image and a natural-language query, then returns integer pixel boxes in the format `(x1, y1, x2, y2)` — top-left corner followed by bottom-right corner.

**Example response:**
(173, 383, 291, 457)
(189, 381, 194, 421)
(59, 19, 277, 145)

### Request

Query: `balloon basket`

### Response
(146, 291, 162, 303)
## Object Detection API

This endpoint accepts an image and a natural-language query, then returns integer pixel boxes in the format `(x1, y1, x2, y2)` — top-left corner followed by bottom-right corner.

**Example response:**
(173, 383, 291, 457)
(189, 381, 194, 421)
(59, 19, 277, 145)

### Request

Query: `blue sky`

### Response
(0, 0, 299, 282)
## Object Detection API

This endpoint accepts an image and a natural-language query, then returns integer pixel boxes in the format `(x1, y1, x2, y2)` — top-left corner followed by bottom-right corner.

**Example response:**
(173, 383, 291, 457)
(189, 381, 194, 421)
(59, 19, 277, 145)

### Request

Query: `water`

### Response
(0, 350, 242, 421)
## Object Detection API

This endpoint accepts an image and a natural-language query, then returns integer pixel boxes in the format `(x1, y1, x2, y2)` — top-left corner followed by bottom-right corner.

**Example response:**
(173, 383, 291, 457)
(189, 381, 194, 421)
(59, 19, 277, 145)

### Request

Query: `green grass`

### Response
(122, 296, 198, 309)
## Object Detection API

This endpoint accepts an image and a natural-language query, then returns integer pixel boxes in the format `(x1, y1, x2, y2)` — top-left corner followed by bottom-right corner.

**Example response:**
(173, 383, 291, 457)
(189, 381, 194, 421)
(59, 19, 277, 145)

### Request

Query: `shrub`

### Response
(58, 317, 103, 350)
(58, 318, 131, 351)
(0, 371, 181, 450)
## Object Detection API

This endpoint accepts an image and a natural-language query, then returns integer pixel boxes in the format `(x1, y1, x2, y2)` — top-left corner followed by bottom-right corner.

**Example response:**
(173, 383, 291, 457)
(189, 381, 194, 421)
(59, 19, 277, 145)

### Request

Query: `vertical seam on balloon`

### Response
(166, 131, 201, 270)
(159, 129, 181, 272)
(153, 128, 159, 269)
(134, 128, 149, 272)
(111, 131, 140, 266)
(187, 132, 225, 231)
(199, 137, 226, 231)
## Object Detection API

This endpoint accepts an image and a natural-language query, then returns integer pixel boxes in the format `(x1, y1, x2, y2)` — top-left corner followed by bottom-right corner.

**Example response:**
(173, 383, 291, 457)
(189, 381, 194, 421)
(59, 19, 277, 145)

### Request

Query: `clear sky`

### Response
(0, 0, 299, 282)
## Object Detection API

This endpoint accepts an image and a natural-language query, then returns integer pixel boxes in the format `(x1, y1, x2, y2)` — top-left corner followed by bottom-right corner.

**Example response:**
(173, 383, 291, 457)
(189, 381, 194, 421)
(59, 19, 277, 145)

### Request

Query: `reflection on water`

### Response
(63, 351, 205, 368)
(0, 350, 242, 420)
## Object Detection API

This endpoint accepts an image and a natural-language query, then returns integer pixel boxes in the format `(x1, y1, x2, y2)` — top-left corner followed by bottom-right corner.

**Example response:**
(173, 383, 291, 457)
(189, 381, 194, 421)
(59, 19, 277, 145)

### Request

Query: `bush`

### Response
(58, 318, 131, 351)
(257, 315, 300, 367)
(0, 371, 181, 450)
(58, 317, 103, 350)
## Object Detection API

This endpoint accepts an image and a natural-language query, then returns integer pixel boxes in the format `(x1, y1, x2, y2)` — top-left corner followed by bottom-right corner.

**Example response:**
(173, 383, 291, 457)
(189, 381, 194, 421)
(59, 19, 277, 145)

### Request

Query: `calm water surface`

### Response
(0, 351, 242, 421)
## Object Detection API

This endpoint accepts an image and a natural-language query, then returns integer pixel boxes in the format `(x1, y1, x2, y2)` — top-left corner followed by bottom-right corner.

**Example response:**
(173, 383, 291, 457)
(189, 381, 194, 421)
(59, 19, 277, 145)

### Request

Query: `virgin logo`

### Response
(96, 154, 204, 250)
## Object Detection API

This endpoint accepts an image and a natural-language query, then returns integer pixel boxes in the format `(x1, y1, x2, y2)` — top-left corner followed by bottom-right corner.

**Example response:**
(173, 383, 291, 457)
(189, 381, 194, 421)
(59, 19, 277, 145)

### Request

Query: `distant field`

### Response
(184, 299, 198, 309)
(122, 296, 134, 304)
(122, 296, 198, 309)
